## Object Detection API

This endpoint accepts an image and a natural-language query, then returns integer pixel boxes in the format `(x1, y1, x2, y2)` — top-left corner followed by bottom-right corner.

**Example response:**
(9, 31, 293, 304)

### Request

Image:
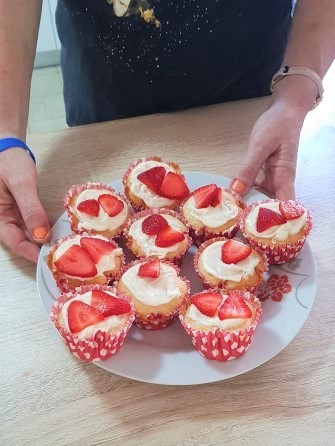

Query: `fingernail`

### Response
(33, 226, 49, 240)
(230, 179, 246, 195)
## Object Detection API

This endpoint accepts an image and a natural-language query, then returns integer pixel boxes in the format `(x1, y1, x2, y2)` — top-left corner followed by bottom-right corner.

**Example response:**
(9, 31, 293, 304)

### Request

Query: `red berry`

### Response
(279, 201, 305, 220)
(210, 187, 222, 207)
(155, 226, 185, 248)
(190, 292, 223, 317)
(77, 199, 100, 217)
(98, 194, 124, 217)
(54, 244, 97, 278)
(141, 214, 169, 236)
(256, 207, 287, 233)
(80, 237, 118, 264)
(91, 290, 131, 317)
(158, 172, 190, 200)
(221, 240, 252, 264)
(218, 291, 252, 320)
(138, 258, 160, 278)
(68, 300, 105, 333)
(137, 166, 166, 194)
(193, 184, 218, 209)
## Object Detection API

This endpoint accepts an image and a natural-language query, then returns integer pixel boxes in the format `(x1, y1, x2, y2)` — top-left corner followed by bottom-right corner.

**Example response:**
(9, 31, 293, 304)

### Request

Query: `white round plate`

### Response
(37, 172, 317, 385)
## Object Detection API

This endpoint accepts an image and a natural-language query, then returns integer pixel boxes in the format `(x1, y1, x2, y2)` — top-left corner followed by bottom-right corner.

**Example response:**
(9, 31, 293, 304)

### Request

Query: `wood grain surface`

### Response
(1, 95, 334, 446)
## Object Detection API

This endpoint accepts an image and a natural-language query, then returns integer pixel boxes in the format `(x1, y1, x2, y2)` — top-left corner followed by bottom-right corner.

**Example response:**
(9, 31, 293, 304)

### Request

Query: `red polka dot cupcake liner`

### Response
(50, 284, 135, 362)
(179, 291, 262, 362)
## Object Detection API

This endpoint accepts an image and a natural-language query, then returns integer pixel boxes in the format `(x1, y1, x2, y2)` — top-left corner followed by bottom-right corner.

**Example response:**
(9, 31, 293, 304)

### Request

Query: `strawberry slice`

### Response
(218, 291, 252, 320)
(137, 166, 166, 194)
(80, 237, 118, 263)
(193, 184, 218, 209)
(67, 300, 105, 333)
(279, 201, 305, 220)
(91, 290, 131, 316)
(54, 245, 97, 278)
(138, 258, 160, 278)
(155, 226, 185, 247)
(98, 194, 124, 217)
(256, 207, 287, 233)
(210, 187, 222, 207)
(158, 172, 190, 200)
(77, 199, 100, 217)
(221, 240, 252, 264)
(141, 214, 169, 235)
(190, 292, 223, 317)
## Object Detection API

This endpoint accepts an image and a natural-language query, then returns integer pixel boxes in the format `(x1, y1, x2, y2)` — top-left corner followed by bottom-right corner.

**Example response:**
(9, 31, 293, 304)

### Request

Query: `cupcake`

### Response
(123, 156, 190, 210)
(117, 258, 190, 329)
(194, 237, 268, 292)
(179, 289, 262, 362)
(182, 184, 243, 246)
(50, 284, 135, 361)
(124, 209, 191, 264)
(64, 182, 131, 238)
(48, 233, 124, 292)
(241, 199, 313, 264)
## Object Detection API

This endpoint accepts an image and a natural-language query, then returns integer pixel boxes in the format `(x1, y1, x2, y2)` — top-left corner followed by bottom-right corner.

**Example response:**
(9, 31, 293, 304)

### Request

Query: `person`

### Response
(0, 0, 334, 263)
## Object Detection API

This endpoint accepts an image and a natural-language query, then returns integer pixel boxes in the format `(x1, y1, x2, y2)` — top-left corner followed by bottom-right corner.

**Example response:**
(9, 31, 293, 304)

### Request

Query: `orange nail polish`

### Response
(33, 226, 48, 240)
(230, 179, 246, 195)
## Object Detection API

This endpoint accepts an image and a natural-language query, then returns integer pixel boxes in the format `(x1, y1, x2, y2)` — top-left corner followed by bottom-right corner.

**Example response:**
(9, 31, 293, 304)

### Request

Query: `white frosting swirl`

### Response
(75, 189, 128, 232)
(60, 291, 128, 340)
(186, 190, 239, 228)
(54, 235, 123, 279)
(245, 201, 307, 241)
(129, 160, 175, 208)
(200, 240, 259, 282)
(128, 215, 187, 258)
(121, 262, 182, 306)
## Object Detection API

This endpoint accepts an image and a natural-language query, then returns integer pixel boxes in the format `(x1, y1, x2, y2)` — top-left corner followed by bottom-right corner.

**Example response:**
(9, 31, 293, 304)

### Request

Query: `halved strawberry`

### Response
(155, 226, 185, 247)
(91, 290, 131, 316)
(54, 245, 97, 278)
(158, 172, 190, 200)
(137, 166, 166, 194)
(67, 300, 105, 333)
(218, 291, 252, 320)
(141, 214, 169, 236)
(256, 207, 287, 233)
(80, 237, 117, 263)
(77, 199, 100, 217)
(210, 187, 222, 207)
(279, 201, 305, 220)
(138, 258, 160, 278)
(221, 240, 252, 264)
(98, 194, 124, 217)
(193, 184, 218, 209)
(190, 292, 222, 317)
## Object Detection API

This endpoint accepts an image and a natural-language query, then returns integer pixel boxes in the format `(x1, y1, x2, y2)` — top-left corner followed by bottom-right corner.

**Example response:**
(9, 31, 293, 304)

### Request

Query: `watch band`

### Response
(0, 137, 36, 163)
(270, 66, 324, 109)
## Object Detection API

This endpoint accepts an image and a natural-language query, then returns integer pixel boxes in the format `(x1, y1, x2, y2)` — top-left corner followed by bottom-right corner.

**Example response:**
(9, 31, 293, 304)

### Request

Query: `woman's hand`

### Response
(0, 148, 51, 262)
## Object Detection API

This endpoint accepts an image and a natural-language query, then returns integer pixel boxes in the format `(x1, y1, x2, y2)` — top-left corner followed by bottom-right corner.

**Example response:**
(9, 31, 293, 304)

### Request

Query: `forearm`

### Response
(272, 0, 335, 112)
(0, 1, 42, 140)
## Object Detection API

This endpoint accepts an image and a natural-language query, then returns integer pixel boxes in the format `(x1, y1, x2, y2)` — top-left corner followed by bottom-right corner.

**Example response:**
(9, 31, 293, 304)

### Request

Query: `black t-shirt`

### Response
(56, 0, 292, 126)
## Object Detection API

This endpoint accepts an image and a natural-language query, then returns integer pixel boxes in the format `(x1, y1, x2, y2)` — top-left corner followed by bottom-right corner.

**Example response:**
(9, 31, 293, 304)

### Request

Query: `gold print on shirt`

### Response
(107, 0, 161, 28)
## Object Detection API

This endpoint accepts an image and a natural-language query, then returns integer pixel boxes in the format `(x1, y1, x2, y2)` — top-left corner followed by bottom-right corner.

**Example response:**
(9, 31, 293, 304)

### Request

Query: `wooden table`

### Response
(1, 93, 334, 445)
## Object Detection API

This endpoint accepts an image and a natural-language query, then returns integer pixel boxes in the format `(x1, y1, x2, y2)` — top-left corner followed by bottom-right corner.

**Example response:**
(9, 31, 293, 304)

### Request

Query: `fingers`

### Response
(274, 182, 296, 201)
(0, 222, 41, 263)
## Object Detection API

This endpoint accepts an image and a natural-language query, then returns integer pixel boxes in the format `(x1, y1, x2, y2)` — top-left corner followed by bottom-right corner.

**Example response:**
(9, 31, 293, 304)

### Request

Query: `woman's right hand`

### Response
(0, 148, 51, 262)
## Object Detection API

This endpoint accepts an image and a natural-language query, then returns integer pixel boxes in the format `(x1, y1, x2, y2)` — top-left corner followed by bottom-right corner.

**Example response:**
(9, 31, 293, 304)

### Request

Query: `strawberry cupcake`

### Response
(179, 289, 262, 362)
(48, 233, 124, 292)
(123, 156, 190, 210)
(241, 200, 312, 264)
(117, 258, 189, 329)
(194, 238, 268, 292)
(124, 209, 191, 264)
(182, 184, 243, 245)
(64, 182, 131, 238)
(50, 285, 135, 361)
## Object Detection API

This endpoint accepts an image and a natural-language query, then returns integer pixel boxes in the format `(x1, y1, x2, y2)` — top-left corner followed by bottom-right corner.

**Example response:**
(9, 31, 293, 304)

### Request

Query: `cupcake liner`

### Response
(179, 290, 262, 362)
(115, 258, 191, 330)
(49, 284, 135, 362)
(48, 233, 125, 293)
(240, 199, 313, 264)
(123, 208, 192, 264)
(64, 182, 132, 238)
(122, 156, 187, 211)
(193, 236, 269, 292)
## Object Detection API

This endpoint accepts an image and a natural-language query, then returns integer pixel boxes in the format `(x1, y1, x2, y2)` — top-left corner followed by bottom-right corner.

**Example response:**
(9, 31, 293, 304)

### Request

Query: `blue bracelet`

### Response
(0, 137, 36, 164)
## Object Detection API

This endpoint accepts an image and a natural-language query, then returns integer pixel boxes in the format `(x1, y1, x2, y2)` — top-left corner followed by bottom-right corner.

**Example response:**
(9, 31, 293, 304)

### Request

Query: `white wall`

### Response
(35, 0, 60, 67)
